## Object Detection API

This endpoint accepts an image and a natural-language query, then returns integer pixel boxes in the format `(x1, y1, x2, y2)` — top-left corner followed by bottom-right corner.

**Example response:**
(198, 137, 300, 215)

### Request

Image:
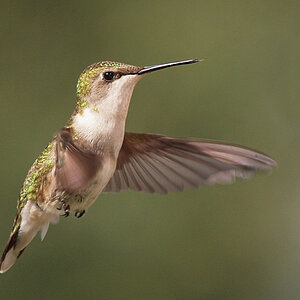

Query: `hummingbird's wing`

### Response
(103, 132, 276, 194)
(55, 128, 101, 192)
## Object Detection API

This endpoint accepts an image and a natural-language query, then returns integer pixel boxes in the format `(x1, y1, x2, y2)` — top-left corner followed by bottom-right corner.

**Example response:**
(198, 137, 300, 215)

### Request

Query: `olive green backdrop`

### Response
(0, 1, 299, 299)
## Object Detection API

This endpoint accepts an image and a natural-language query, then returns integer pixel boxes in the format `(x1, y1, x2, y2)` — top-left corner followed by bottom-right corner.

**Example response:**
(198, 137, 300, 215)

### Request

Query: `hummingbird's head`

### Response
(76, 61, 141, 110)
(75, 59, 200, 112)
(72, 59, 200, 142)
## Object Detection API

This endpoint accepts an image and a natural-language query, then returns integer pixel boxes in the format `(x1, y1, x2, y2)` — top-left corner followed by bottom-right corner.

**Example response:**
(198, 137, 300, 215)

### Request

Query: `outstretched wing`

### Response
(55, 128, 101, 192)
(103, 132, 276, 194)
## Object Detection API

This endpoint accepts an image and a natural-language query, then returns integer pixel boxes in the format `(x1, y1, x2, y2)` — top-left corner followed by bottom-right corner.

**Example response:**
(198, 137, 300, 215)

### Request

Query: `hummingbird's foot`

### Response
(57, 201, 70, 217)
(62, 204, 70, 217)
(56, 201, 63, 211)
(75, 210, 85, 218)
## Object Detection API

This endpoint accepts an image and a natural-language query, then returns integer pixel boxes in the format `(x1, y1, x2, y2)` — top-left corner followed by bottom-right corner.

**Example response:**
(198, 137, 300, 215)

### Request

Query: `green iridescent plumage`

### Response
(12, 61, 135, 227)
(76, 61, 139, 111)
(13, 143, 54, 233)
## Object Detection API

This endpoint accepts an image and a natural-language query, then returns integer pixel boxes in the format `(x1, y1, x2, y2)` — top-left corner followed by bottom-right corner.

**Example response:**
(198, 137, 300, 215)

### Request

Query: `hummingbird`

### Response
(0, 59, 276, 273)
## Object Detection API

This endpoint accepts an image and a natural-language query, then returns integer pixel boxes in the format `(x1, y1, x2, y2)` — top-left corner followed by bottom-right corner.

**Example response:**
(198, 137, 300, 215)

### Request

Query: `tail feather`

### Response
(40, 222, 49, 241)
(0, 229, 25, 274)
(0, 200, 60, 273)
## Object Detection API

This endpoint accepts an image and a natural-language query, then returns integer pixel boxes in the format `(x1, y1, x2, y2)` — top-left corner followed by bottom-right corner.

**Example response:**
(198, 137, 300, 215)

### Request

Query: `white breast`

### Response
(74, 108, 123, 142)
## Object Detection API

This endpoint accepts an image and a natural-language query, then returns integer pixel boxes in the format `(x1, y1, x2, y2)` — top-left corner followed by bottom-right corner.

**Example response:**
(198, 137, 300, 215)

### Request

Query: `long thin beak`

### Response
(136, 59, 201, 75)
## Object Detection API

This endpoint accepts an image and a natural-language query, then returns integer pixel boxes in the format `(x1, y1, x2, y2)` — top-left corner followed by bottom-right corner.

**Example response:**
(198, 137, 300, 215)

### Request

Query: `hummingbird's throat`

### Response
(72, 75, 139, 143)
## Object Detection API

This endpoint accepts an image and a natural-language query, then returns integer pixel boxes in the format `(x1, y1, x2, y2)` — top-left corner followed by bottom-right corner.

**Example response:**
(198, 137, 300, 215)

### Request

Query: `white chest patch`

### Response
(74, 108, 116, 141)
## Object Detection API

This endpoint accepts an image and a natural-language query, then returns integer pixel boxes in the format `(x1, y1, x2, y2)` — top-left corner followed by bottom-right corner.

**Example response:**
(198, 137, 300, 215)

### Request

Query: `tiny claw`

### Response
(63, 205, 70, 217)
(75, 210, 85, 218)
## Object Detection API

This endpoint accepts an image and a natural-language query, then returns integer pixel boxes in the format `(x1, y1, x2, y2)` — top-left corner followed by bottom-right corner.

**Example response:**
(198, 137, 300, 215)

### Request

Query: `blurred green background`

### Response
(0, 1, 299, 299)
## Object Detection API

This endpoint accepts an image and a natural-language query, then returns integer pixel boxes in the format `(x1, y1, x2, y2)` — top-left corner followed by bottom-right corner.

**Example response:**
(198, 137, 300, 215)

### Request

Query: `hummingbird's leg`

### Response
(56, 202, 63, 211)
(75, 210, 85, 218)
(56, 200, 67, 212)
(62, 204, 70, 217)
(56, 200, 70, 217)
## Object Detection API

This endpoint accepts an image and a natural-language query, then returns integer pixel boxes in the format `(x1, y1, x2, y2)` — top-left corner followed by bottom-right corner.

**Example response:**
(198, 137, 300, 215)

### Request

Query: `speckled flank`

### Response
(76, 61, 140, 111)
(13, 143, 54, 233)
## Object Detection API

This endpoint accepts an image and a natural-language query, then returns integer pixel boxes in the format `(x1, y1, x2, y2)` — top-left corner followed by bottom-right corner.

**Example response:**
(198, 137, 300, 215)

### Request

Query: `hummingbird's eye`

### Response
(103, 71, 115, 82)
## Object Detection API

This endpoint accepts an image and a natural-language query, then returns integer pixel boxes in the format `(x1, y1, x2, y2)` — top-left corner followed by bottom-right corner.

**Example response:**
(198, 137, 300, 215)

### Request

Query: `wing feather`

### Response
(103, 132, 276, 194)
(55, 128, 101, 192)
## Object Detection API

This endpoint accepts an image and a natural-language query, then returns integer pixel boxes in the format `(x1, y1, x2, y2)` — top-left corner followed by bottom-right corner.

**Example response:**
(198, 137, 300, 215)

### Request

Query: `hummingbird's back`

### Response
(0, 142, 56, 273)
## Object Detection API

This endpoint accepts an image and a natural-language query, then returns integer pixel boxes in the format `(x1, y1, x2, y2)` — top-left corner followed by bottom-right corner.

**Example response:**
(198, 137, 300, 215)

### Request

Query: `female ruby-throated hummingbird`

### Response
(0, 59, 276, 273)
